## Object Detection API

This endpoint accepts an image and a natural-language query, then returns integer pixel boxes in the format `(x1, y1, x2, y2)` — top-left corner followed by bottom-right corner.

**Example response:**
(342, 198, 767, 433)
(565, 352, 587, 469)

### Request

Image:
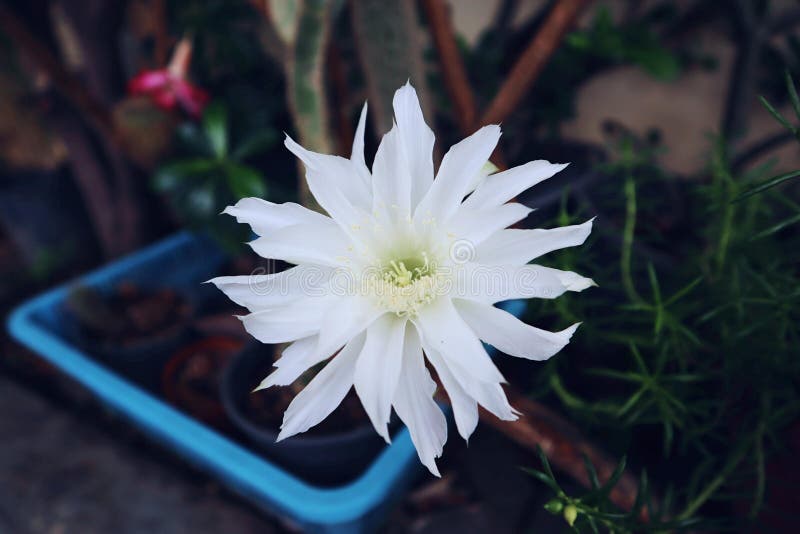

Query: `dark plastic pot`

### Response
(162, 336, 244, 429)
(221, 342, 386, 485)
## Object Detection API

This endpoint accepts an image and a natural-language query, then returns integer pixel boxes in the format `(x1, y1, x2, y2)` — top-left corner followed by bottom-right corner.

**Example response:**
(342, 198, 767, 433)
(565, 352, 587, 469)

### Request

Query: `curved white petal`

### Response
(276, 333, 364, 441)
(446, 203, 533, 247)
(454, 263, 594, 304)
(372, 124, 412, 219)
(249, 222, 352, 266)
(476, 218, 594, 265)
(392, 82, 435, 207)
(392, 325, 447, 476)
(455, 299, 579, 361)
(414, 125, 501, 223)
(316, 296, 384, 356)
(464, 160, 569, 209)
(421, 335, 517, 423)
(354, 314, 407, 442)
(223, 197, 331, 236)
(284, 135, 372, 226)
(239, 295, 337, 345)
(451, 372, 518, 421)
(257, 299, 383, 390)
(350, 103, 371, 186)
(415, 297, 505, 384)
(208, 265, 334, 312)
(465, 161, 499, 196)
(423, 345, 478, 441)
(254, 335, 316, 390)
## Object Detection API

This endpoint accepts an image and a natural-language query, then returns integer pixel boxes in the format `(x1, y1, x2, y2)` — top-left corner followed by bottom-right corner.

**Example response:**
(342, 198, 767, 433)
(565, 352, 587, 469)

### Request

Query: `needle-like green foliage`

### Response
(525, 80, 799, 529)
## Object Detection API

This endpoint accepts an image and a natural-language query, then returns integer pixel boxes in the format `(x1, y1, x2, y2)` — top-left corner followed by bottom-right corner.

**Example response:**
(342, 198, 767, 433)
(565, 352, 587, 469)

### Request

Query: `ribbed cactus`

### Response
(264, 0, 330, 209)
(350, 0, 431, 134)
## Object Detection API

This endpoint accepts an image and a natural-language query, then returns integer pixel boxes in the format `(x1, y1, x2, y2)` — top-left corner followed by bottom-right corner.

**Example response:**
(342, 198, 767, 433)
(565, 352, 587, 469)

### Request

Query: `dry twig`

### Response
(481, 0, 590, 126)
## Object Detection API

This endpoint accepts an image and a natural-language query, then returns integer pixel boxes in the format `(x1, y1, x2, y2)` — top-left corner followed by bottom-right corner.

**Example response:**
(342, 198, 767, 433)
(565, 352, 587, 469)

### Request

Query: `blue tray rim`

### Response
(6, 231, 421, 526)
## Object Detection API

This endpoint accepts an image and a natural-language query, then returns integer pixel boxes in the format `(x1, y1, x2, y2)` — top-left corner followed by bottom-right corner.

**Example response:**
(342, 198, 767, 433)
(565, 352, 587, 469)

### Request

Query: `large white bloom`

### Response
(211, 83, 593, 476)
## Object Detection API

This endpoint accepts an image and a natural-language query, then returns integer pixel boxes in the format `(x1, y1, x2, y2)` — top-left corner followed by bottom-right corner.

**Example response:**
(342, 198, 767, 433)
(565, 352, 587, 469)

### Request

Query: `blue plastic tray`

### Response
(7, 231, 526, 532)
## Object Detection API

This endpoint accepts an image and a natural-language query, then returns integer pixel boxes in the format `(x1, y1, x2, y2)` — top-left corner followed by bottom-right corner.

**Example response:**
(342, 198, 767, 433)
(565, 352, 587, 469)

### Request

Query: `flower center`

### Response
(368, 252, 443, 317)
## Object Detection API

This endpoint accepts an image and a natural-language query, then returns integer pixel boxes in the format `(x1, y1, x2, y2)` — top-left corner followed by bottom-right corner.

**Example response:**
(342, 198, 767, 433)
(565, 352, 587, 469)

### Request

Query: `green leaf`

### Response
(599, 455, 627, 497)
(225, 163, 267, 199)
(751, 211, 800, 239)
(186, 187, 217, 218)
(664, 276, 703, 306)
(521, 467, 562, 495)
(634, 47, 680, 81)
(231, 129, 278, 162)
(631, 470, 649, 517)
(153, 159, 216, 192)
(582, 454, 601, 489)
(734, 169, 800, 201)
(203, 102, 228, 159)
(175, 122, 212, 155)
(759, 95, 795, 133)
(786, 70, 800, 121)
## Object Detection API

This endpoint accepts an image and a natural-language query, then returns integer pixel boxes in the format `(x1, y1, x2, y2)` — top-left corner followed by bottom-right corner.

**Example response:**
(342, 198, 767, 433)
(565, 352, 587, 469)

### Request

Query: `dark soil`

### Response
(66, 283, 191, 349)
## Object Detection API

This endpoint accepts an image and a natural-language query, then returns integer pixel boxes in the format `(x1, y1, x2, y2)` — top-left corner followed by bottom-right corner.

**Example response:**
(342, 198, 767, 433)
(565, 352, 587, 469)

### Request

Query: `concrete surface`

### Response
(0, 375, 282, 534)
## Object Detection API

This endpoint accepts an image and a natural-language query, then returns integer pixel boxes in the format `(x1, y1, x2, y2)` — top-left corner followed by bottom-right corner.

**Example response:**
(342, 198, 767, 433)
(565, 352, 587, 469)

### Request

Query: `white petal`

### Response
(208, 265, 334, 312)
(276, 333, 364, 441)
(455, 299, 579, 361)
(354, 315, 407, 442)
(452, 372, 518, 421)
(415, 298, 505, 384)
(414, 125, 501, 223)
(423, 345, 478, 441)
(255, 335, 318, 389)
(454, 263, 594, 304)
(316, 296, 384, 356)
(372, 124, 412, 218)
(465, 161, 499, 196)
(257, 299, 383, 389)
(464, 160, 569, 209)
(446, 203, 533, 247)
(223, 197, 330, 236)
(476, 219, 594, 265)
(239, 295, 336, 345)
(392, 82, 435, 207)
(351, 103, 369, 171)
(284, 135, 372, 225)
(392, 325, 447, 476)
(249, 222, 352, 266)
(421, 336, 517, 422)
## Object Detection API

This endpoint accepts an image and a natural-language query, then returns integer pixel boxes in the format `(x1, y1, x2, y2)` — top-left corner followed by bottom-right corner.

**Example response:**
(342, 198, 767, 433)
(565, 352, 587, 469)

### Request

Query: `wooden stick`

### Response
(480, 0, 590, 127)
(433, 379, 641, 514)
(420, 0, 477, 134)
(486, 385, 642, 514)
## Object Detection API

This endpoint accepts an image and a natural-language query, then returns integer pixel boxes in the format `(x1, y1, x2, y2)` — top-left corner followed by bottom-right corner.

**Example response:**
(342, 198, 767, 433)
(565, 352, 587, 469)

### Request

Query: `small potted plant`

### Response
(64, 283, 192, 388)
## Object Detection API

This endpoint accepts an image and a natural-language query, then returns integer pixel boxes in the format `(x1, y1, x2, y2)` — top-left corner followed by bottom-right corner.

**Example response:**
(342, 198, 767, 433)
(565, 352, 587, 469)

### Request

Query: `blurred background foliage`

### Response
(0, 0, 799, 531)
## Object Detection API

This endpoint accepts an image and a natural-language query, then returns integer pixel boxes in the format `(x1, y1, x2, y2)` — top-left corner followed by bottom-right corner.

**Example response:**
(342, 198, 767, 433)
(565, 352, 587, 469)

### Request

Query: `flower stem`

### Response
(621, 172, 645, 305)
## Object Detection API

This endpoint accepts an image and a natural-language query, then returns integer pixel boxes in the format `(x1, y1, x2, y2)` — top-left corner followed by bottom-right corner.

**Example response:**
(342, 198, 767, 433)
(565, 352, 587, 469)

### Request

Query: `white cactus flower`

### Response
(211, 82, 594, 476)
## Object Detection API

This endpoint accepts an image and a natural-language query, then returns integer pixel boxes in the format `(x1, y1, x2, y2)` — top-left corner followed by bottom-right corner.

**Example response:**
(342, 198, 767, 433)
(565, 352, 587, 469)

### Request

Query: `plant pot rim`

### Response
(63, 283, 194, 357)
